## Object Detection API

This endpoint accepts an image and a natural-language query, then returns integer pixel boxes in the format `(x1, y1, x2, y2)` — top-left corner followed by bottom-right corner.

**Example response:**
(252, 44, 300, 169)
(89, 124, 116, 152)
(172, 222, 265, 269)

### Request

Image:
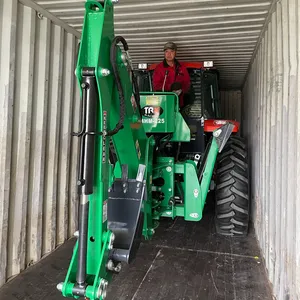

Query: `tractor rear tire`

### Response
(215, 136, 250, 237)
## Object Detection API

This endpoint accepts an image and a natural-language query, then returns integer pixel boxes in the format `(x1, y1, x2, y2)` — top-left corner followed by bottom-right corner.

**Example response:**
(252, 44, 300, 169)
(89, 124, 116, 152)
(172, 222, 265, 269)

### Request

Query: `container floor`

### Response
(0, 200, 273, 300)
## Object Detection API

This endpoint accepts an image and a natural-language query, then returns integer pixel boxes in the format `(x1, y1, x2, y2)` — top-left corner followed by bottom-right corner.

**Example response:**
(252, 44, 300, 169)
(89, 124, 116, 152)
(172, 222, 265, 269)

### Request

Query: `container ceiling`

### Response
(30, 0, 274, 89)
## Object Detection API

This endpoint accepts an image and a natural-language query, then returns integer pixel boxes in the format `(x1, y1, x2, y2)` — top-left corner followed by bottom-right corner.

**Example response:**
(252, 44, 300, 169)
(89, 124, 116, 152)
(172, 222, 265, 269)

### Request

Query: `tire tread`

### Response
(215, 136, 250, 237)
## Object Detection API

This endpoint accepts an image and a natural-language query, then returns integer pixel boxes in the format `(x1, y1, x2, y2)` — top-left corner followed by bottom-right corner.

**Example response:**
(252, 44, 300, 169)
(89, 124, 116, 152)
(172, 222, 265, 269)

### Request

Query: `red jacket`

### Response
(152, 59, 190, 107)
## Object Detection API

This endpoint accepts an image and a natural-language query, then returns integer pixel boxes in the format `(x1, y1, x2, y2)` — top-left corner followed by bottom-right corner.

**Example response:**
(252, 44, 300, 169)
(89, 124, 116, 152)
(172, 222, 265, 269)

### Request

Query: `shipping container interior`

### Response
(0, 0, 299, 299)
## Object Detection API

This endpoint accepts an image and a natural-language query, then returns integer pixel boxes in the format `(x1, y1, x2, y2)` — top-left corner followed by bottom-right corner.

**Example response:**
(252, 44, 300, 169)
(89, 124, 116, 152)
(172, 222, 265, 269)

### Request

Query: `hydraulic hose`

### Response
(108, 36, 141, 136)
(132, 69, 142, 116)
(107, 36, 127, 136)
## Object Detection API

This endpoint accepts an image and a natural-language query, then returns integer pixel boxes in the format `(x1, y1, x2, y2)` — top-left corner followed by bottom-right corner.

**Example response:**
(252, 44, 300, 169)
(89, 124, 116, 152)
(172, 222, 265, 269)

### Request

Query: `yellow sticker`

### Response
(146, 96, 161, 106)
(135, 140, 141, 160)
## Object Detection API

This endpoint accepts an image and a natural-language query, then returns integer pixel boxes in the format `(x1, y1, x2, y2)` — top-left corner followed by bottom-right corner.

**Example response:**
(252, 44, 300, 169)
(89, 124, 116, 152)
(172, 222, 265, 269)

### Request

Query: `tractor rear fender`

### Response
(204, 119, 239, 133)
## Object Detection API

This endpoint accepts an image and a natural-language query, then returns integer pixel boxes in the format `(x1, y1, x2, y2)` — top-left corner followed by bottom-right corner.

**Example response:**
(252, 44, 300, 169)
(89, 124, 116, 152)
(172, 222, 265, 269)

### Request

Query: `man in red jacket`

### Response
(152, 42, 190, 107)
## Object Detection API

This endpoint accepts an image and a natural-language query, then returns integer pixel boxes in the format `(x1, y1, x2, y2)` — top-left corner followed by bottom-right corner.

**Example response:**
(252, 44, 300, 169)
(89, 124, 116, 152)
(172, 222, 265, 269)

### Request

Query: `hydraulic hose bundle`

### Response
(108, 36, 141, 136)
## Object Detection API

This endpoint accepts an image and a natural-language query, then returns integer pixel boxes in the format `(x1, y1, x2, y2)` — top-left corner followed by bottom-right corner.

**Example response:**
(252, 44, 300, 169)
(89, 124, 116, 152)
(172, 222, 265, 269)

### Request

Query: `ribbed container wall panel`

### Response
(0, 0, 80, 286)
(243, 0, 300, 299)
(219, 90, 242, 122)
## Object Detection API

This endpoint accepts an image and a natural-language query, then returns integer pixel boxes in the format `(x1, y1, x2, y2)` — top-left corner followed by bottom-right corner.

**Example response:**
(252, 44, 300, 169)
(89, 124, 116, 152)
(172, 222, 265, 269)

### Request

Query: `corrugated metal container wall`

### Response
(243, 0, 300, 299)
(219, 90, 242, 122)
(0, 0, 80, 286)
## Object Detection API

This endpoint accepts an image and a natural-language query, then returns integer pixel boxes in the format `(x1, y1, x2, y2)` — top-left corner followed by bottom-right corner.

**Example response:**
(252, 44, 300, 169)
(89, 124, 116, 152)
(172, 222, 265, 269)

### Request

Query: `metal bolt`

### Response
(106, 260, 122, 273)
(97, 279, 108, 299)
(74, 231, 79, 238)
(101, 68, 110, 76)
(166, 166, 172, 172)
(37, 12, 43, 19)
(114, 263, 122, 273)
(108, 233, 115, 250)
(213, 129, 222, 138)
(56, 282, 63, 292)
(103, 281, 108, 299)
(121, 54, 126, 63)
(111, 0, 119, 3)
(193, 189, 199, 198)
(121, 53, 128, 67)
(106, 260, 114, 271)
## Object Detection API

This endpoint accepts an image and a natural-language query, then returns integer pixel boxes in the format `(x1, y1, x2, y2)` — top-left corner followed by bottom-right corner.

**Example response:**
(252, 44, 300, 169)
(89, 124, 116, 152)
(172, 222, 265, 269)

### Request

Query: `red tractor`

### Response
(134, 61, 250, 236)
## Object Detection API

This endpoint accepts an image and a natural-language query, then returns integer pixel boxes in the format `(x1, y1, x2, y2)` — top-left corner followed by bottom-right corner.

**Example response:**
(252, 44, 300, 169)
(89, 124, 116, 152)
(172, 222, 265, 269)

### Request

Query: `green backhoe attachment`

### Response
(57, 1, 152, 299)
(56, 1, 234, 299)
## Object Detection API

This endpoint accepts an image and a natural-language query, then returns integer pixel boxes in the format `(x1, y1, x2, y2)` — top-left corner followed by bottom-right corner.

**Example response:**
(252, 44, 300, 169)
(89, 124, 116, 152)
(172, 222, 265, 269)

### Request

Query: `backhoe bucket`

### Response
(108, 165, 146, 264)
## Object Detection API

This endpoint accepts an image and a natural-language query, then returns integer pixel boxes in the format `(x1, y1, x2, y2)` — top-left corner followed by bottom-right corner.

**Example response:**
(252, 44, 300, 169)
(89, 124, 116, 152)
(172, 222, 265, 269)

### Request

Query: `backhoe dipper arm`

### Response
(57, 1, 151, 299)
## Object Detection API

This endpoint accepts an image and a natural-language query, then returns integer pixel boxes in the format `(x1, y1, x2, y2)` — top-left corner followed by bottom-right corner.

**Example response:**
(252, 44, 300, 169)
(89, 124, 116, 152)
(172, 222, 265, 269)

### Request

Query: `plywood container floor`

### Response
(0, 200, 273, 300)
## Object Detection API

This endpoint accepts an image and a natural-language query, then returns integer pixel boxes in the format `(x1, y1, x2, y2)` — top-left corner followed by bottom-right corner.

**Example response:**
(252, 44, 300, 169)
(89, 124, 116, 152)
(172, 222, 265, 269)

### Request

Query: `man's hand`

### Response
(171, 82, 182, 95)
(172, 89, 182, 96)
